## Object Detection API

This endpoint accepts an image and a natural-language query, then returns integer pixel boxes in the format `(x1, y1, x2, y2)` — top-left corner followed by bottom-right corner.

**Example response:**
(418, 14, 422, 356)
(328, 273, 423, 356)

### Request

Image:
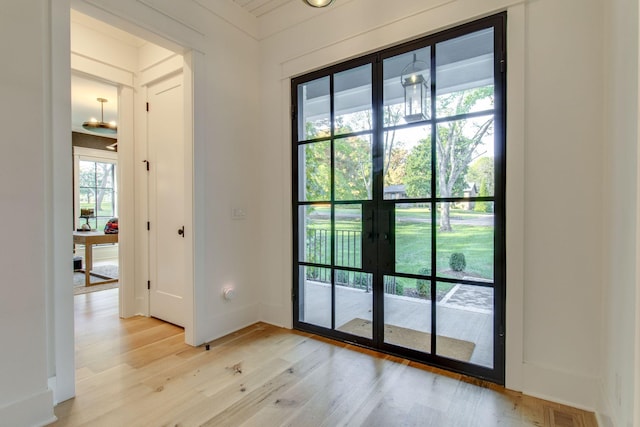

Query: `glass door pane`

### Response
(436, 282, 494, 367)
(383, 274, 431, 353)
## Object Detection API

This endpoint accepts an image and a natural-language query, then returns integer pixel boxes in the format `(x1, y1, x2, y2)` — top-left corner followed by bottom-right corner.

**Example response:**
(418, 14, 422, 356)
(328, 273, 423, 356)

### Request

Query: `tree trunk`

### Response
(439, 201, 452, 231)
(95, 164, 113, 217)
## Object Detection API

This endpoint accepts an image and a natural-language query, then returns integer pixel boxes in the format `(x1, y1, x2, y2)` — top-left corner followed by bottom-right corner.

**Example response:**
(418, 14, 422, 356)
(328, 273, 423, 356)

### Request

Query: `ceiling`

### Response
(71, 74, 119, 139)
(232, 0, 293, 17)
(70, 10, 147, 140)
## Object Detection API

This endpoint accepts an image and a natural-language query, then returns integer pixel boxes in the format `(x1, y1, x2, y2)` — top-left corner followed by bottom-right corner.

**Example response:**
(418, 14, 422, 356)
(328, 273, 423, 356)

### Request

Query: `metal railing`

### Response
(305, 228, 397, 294)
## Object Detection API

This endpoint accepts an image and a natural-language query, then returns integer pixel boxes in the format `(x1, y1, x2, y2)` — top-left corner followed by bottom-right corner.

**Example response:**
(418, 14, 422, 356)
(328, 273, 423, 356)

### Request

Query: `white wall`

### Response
(521, 0, 603, 408)
(602, 0, 639, 426)
(0, 1, 57, 425)
(255, 0, 608, 411)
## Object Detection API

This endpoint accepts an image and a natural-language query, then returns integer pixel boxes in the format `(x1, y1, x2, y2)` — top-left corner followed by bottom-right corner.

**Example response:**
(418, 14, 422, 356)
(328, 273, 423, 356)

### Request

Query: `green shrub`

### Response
(394, 282, 404, 296)
(416, 267, 431, 297)
(449, 253, 466, 272)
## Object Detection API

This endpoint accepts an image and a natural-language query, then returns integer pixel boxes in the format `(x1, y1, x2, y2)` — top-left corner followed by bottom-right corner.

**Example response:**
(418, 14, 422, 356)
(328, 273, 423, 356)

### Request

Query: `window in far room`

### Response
(73, 147, 118, 232)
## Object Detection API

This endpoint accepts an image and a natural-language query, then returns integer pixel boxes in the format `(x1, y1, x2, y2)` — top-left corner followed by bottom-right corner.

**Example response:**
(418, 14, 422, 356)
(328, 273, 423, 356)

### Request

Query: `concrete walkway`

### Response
(300, 280, 494, 368)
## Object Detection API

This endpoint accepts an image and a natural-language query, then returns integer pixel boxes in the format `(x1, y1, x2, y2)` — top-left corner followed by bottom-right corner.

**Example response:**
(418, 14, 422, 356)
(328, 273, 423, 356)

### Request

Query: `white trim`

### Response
(70, 52, 135, 87)
(118, 85, 136, 318)
(184, 50, 200, 345)
(522, 362, 600, 412)
(504, 1, 525, 393)
(73, 146, 118, 160)
(50, 0, 76, 406)
(0, 389, 56, 427)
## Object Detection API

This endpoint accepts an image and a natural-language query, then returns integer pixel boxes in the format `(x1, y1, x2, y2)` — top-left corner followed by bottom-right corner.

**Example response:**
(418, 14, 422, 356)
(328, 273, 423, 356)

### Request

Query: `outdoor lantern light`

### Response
(302, 0, 335, 7)
(400, 53, 430, 122)
(83, 97, 117, 135)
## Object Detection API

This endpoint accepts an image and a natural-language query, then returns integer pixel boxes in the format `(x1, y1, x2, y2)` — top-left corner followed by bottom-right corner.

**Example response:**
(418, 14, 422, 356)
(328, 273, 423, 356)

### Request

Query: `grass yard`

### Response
(304, 206, 494, 290)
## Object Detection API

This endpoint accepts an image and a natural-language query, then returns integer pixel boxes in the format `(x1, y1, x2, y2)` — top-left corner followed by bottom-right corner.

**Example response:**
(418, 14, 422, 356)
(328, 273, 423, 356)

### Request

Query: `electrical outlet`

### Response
(231, 207, 246, 220)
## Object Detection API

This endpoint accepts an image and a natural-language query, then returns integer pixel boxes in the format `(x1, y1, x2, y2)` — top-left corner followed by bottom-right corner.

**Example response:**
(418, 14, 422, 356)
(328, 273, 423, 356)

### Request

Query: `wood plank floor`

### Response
(51, 288, 598, 427)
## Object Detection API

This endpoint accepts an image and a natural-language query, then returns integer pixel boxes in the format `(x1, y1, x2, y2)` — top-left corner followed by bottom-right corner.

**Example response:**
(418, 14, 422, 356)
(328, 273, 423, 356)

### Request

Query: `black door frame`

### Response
(292, 13, 506, 384)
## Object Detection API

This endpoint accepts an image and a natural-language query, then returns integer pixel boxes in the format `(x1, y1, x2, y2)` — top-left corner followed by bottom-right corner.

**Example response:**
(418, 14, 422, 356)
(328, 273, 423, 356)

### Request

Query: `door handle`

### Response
(178, 226, 185, 237)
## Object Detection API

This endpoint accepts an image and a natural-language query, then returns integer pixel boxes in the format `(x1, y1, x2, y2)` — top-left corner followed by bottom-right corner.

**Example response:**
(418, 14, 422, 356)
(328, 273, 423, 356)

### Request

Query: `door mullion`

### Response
(329, 73, 336, 331)
(429, 42, 438, 357)
(371, 54, 385, 347)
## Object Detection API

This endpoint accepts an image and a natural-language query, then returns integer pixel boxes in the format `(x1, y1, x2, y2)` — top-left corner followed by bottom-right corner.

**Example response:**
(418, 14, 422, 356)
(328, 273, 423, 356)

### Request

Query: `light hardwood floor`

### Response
(52, 288, 598, 427)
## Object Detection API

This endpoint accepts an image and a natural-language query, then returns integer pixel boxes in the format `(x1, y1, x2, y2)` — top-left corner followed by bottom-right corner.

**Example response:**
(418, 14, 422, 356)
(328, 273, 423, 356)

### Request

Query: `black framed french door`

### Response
(292, 13, 506, 384)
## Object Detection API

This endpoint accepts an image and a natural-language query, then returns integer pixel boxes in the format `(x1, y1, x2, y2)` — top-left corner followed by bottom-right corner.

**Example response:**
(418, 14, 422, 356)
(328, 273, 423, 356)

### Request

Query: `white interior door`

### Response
(148, 72, 185, 327)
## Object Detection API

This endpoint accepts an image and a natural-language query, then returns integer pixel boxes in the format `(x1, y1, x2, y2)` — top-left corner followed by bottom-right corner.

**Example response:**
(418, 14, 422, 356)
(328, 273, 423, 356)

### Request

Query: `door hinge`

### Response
(500, 59, 506, 73)
(147, 280, 151, 290)
(291, 104, 296, 120)
(147, 221, 150, 231)
(143, 160, 149, 171)
(146, 102, 149, 112)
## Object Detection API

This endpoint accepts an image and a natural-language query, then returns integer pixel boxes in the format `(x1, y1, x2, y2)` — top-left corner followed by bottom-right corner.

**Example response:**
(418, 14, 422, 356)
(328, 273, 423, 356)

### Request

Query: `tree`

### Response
(475, 178, 492, 213)
(382, 105, 404, 184)
(303, 141, 331, 201)
(404, 138, 432, 198)
(467, 156, 494, 195)
(384, 145, 408, 186)
(334, 136, 372, 200)
(436, 87, 494, 231)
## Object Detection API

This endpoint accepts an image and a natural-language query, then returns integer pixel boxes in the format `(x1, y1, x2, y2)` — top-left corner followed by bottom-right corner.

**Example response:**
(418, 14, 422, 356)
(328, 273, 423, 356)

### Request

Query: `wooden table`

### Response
(73, 231, 118, 286)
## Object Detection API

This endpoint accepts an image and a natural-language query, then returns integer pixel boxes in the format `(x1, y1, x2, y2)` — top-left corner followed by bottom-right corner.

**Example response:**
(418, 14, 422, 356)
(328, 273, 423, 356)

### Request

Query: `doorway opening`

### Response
(69, 9, 192, 331)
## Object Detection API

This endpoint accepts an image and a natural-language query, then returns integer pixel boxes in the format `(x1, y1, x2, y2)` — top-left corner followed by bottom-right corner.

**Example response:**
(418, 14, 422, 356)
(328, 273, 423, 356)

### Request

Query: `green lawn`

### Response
(305, 207, 494, 288)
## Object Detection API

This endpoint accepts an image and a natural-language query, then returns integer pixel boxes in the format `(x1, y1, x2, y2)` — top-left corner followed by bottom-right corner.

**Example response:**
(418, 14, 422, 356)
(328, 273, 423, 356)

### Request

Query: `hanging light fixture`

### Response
(302, 0, 335, 7)
(82, 97, 117, 134)
(400, 53, 430, 123)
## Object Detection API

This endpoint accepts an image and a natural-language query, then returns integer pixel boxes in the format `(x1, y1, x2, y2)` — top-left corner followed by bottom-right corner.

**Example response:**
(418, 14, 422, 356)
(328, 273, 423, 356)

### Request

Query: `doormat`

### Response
(337, 318, 475, 362)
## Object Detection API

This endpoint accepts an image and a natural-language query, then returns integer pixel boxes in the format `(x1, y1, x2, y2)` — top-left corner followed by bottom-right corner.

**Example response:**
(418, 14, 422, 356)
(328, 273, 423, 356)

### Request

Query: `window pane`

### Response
(435, 202, 494, 282)
(335, 205, 362, 268)
(334, 64, 372, 134)
(335, 135, 372, 201)
(435, 116, 494, 198)
(299, 266, 331, 329)
(383, 47, 431, 126)
(467, 155, 495, 199)
(383, 275, 431, 353)
(79, 161, 96, 187)
(436, 28, 494, 118)
(78, 159, 117, 230)
(436, 282, 493, 367)
(98, 192, 114, 217)
(298, 76, 330, 140)
(383, 125, 431, 200)
(335, 270, 372, 339)
(298, 141, 331, 201)
(299, 205, 331, 265)
(95, 163, 114, 189)
(395, 204, 432, 275)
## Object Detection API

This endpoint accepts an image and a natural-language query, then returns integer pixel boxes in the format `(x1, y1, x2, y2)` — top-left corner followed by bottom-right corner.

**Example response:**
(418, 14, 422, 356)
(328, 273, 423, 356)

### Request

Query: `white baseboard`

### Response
(0, 389, 56, 427)
(260, 302, 292, 329)
(596, 379, 616, 427)
(522, 361, 599, 412)
(596, 412, 614, 427)
(198, 303, 260, 346)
